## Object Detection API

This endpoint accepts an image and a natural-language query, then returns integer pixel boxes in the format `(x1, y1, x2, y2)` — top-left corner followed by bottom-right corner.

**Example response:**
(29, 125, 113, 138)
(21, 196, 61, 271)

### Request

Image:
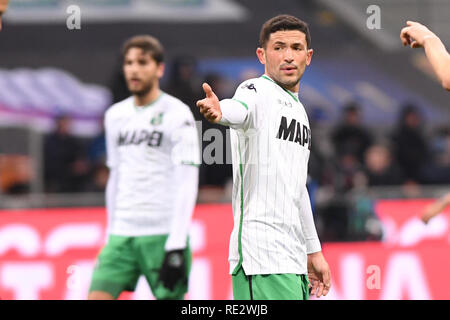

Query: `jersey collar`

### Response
(261, 75, 299, 104)
(134, 91, 164, 110)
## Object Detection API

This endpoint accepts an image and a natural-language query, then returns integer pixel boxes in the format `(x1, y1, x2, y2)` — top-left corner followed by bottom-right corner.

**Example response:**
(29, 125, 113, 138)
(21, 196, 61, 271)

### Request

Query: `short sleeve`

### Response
(229, 80, 260, 131)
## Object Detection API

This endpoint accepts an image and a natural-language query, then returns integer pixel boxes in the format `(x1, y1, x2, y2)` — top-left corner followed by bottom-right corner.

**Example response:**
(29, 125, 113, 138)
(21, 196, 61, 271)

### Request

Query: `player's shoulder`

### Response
(236, 76, 270, 95)
(161, 92, 195, 120)
(105, 96, 134, 120)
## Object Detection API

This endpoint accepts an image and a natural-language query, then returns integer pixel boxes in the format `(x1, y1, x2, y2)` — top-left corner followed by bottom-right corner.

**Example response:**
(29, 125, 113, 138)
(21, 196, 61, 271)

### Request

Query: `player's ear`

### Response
(256, 47, 266, 65)
(157, 62, 165, 79)
(306, 48, 313, 66)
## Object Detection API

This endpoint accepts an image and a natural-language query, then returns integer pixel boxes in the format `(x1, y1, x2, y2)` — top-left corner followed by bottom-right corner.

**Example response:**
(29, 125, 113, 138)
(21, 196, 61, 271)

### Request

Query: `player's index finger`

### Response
(196, 99, 206, 108)
(400, 28, 412, 45)
(400, 26, 411, 38)
(316, 282, 324, 297)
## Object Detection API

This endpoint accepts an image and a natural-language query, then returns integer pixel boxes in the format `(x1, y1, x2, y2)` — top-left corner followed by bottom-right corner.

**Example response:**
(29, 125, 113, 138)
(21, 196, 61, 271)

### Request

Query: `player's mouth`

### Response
(280, 65, 297, 75)
(129, 78, 142, 86)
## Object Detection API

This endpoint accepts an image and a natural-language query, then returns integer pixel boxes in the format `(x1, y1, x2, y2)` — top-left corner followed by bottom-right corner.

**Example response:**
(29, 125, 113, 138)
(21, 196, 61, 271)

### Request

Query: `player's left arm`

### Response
(158, 113, 200, 290)
(104, 111, 119, 231)
(421, 192, 450, 224)
(165, 163, 199, 251)
(299, 185, 331, 298)
(423, 36, 450, 91)
(400, 21, 450, 91)
(158, 163, 198, 290)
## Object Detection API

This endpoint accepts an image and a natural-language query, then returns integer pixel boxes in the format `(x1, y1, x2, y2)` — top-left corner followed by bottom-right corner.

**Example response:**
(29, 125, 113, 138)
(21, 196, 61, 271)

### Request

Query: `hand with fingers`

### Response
(158, 249, 187, 291)
(400, 21, 438, 48)
(196, 83, 222, 123)
(307, 251, 331, 299)
(421, 206, 435, 224)
(421, 193, 450, 224)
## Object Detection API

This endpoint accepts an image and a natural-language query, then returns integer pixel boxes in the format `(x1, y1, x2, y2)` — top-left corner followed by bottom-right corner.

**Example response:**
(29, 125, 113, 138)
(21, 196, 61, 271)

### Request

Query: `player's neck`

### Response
(282, 82, 299, 94)
(134, 86, 161, 107)
(264, 74, 299, 94)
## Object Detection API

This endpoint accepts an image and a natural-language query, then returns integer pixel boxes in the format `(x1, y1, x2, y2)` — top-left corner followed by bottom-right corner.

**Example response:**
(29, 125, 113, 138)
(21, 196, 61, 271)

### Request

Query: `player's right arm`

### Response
(421, 193, 450, 224)
(400, 21, 450, 91)
(196, 81, 257, 130)
(104, 110, 119, 226)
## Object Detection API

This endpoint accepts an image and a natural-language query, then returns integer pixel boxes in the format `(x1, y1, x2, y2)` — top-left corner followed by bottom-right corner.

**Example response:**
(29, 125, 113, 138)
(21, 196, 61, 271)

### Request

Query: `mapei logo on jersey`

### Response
(276, 116, 311, 149)
(277, 99, 292, 108)
(241, 83, 257, 93)
(117, 129, 163, 147)
(150, 112, 164, 126)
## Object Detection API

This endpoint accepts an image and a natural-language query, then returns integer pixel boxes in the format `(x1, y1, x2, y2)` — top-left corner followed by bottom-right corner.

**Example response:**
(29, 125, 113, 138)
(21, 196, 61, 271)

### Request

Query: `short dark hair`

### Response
(122, 35, 164, 64)
(343, 102, 361, 114)
(259, 15, 311, 49)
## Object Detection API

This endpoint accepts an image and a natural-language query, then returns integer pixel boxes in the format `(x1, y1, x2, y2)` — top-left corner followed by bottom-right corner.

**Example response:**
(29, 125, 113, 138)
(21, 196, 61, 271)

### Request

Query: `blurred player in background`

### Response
(421, 193, 450, 224)
(401, 21, 450, 91)
(197, 14, 331, 300)
(0, 0, 9, 31)
(88, 35, 200, 300)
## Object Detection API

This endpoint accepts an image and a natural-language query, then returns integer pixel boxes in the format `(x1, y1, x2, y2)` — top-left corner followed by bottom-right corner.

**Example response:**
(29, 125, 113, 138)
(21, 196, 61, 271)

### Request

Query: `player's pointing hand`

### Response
(196, 83, 222, 123)
(203, 82, 216, 98)
(400, 21, 437, 48)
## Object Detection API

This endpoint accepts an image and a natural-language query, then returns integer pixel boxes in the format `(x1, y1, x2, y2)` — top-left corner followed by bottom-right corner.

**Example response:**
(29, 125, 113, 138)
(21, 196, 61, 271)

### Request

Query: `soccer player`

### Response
(400, 21, 450, 91)
(88, 35, 200, 300)
(197, 14, 331, 300)
(421, 193, 450, 224)
(0, 0, 9, 31)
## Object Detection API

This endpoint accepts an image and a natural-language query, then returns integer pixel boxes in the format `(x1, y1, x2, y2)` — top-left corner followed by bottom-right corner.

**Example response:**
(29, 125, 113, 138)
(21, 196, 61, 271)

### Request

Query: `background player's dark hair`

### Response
(343, 101, 361, 115)
(398, 102, 423, 126)
(122, 35, 164, 64)
(259, 14, 311, 49)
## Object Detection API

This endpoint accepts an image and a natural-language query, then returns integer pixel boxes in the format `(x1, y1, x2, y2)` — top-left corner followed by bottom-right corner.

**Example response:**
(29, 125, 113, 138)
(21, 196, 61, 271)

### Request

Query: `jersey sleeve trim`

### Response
(232, 98, 249, 110)
(180, 161, 201, 168)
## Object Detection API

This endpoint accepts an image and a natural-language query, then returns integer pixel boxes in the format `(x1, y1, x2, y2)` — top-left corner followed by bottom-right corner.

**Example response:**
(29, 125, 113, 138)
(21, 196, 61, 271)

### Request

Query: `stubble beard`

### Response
(274, 74, 302, 91)
(128, 80, 154, 97)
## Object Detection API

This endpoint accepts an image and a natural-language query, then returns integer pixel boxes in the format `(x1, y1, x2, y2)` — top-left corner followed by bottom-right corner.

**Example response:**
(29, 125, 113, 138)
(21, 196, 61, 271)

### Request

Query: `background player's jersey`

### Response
(104, 92, 200, 236)
(226, 75, 319, 275)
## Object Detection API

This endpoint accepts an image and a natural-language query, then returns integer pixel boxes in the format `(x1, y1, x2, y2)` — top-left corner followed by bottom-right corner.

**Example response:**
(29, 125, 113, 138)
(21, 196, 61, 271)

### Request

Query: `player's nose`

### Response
(284, 49, 294, 62)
